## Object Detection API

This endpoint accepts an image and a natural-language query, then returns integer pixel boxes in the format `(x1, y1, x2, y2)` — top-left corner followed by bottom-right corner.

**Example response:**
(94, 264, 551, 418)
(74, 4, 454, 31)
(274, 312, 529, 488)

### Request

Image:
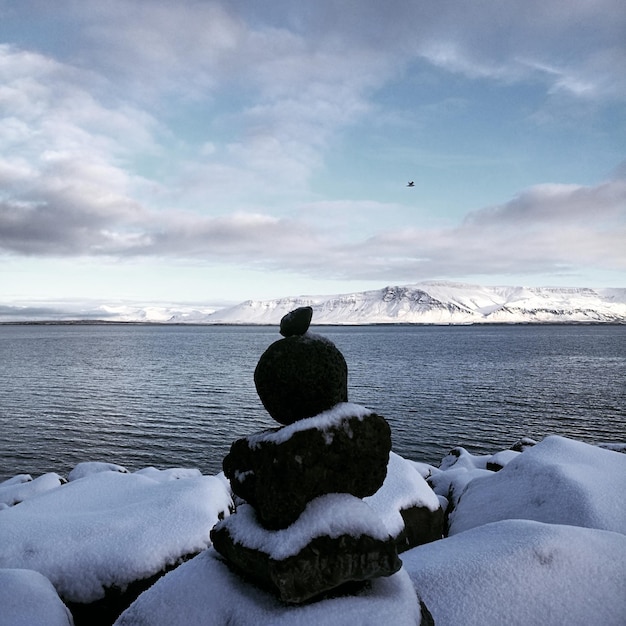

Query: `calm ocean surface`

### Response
(1, 324, 624, 481)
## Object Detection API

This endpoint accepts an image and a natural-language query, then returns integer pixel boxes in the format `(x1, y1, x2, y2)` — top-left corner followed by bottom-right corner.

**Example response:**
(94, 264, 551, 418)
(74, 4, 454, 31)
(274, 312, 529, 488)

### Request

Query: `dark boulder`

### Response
(223, 407, 392, 529)
(210, 497, 402, 604)
(254, 334, 348, 425)
(279, 306, 313, 337)
(395, 505, 444, 553)
(212, 531, 401, 605)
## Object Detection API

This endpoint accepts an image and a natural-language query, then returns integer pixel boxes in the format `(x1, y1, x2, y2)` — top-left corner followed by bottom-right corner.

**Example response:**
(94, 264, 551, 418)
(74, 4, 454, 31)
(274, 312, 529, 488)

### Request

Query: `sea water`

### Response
(0, 324, 624, 480)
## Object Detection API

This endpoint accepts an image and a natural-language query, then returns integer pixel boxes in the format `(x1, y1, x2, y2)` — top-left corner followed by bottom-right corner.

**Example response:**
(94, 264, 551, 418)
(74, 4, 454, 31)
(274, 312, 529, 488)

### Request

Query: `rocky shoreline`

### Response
(1, 434, 625, 625)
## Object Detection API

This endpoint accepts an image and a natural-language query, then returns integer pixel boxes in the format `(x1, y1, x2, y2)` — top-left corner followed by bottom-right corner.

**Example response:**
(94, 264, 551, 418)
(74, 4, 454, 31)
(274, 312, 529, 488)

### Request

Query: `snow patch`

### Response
(247, 402, 372, 448)
(365, 452, 440, 536)
(215, 494, 390, 560)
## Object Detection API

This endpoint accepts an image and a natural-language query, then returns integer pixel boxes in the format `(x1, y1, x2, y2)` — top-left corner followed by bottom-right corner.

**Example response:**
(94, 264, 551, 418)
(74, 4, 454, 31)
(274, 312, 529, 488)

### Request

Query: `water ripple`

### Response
(0, 324, 624, 480)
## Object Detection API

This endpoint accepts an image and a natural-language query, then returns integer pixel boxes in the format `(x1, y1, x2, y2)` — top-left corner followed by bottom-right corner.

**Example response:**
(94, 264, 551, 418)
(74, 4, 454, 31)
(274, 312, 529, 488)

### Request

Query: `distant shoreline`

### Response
(1, 320, 624, 327)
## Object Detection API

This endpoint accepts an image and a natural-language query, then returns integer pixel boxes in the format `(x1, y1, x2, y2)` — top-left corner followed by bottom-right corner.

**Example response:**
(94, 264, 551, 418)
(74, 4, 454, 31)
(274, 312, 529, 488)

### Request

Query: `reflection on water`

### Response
(0, 324, 624, 480)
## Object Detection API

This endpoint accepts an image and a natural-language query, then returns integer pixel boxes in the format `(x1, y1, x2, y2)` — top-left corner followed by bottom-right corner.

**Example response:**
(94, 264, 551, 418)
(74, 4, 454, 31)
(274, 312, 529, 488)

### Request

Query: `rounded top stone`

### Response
(254, 334, 348, 425)
(279, 306, 313, 337)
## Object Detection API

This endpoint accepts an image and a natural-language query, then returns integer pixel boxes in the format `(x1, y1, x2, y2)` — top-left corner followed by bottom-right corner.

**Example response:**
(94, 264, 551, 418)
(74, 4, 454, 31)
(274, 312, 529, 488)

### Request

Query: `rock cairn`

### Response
(210, 307, 401, 604)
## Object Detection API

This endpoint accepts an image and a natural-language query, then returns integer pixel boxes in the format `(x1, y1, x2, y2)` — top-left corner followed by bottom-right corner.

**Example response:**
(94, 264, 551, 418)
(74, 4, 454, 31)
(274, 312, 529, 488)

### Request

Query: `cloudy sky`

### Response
(1, 0, 625, 311)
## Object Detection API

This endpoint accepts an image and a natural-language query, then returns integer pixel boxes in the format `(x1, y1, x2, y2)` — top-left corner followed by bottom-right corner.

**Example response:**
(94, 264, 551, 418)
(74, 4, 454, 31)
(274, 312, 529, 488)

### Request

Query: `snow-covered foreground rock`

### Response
(0, 569, 74, 626)
(0, 472, 66, 509)
(114, 548, 423, 626)
(403, 519, 626, 625)
(0, 467, 232, 604)
(1, 435, 625, 625)
(448, 435, 626, 535)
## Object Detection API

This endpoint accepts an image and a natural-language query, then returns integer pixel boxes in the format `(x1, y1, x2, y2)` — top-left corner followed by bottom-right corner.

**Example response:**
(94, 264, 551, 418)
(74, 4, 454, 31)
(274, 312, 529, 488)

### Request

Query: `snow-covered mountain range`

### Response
(201, 282, 626, 325)
(2, 282, 625, 324)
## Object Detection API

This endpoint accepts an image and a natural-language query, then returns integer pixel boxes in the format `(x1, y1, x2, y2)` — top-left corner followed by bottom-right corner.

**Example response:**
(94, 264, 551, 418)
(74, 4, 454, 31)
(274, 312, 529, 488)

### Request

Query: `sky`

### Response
(0, 0, 625, 312)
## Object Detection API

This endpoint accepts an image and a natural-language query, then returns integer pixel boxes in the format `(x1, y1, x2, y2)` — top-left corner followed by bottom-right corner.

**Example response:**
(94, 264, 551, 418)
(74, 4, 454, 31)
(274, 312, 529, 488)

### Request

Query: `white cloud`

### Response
(347, 178, 626, 280)
(2, 161, 623, 285)
(0, 1, 623, 296)
(465, 181, 626, 226)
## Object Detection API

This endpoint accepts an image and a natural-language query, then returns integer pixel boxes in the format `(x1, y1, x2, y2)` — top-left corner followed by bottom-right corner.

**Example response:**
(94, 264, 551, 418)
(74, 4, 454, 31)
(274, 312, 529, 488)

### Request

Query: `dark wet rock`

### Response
(395, 505, 444, 553)
(420, 599, 436, 626)
(279, 306, 313, 337)
(210, 497, 402, 604)
(223, 408, 392, 529)
(67, 557, 199, 626)
(254, 334, 348, 425)
(211, 531, 401, 604)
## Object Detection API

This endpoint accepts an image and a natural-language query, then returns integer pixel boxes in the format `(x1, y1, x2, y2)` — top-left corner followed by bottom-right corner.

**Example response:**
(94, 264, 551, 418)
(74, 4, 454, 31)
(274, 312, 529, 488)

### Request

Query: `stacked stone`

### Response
(210, 307, 401, 604)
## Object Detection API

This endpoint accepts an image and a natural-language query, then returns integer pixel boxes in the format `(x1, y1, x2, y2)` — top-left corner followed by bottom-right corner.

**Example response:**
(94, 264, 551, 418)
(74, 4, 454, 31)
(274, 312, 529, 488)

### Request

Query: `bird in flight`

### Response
(407, 181, 415, 187)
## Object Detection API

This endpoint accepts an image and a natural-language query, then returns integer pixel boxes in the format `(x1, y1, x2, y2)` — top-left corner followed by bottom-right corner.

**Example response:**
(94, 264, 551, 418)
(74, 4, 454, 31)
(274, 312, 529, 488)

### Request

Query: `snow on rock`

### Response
(448, 435, 626, 535)
(67, 461, 129, 481)
(0, 474, 32, 487)
(224, 405, 391, 530)
(215, 494, 390, 561)
(0, 472, 65, 508)
(365, 452, 440, 537)
(427, 466, 492, 513)
(133, 467, 202, 482)
(425, 448, 494, 512)
(425, 445, 505, 509)
(438, 446, 492, 471)
(486, 448, 521, 470)
(403, 519, 626, 626)
(3, 437, 625, 624)
(114, 548, 424, 626)
(0, 471, 233, 603)
(0, 569, 74, 626)
(247, 402, 373, 447)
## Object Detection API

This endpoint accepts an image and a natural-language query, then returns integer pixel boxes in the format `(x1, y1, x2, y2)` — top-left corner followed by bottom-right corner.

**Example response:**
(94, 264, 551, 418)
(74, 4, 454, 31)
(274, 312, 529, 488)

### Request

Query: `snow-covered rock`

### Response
(485, 448, 521, 470)
(403, 519, 626, 626)
(0, 470, 232, 603)
(365, 452, 443, 550)
(2, 436, 625, 625)
(0, 569, 74, 626)
(448, 435, 626, 535)
(133, 466, 202, 482)
(224, 404, 391, 529)
(425, 447, 494, 513)
(0, 472, 65, 508)
(114, 548, 425, 626)
(211, 494, 401, 603)
(67, 461, 129, 482)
